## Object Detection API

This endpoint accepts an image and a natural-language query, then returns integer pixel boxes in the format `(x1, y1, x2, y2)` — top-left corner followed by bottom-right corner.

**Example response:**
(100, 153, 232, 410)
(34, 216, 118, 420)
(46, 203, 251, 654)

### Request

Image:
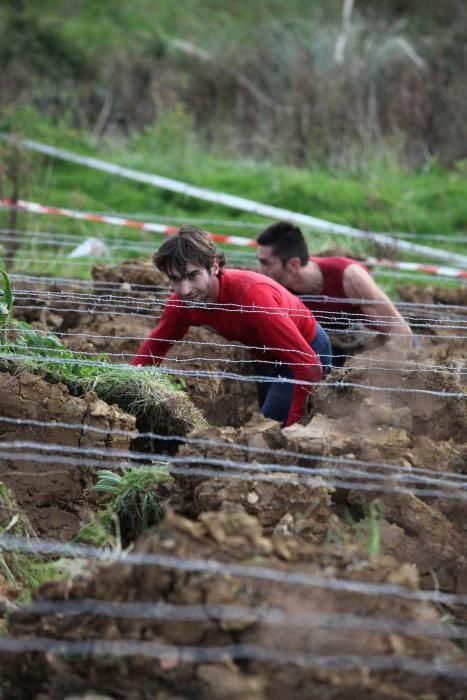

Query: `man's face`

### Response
(166, 261, 220, 304)
(257, 245, 289, 286)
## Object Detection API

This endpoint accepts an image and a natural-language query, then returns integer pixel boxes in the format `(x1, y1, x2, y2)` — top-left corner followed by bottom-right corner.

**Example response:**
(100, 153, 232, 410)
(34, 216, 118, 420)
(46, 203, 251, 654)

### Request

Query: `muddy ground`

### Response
(0, 262, 466, 699)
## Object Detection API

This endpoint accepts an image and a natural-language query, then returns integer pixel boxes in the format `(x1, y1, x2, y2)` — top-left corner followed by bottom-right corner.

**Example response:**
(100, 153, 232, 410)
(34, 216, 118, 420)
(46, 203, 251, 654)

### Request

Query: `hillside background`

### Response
(2, 0, 467, 167)
(0, 0, 466, 281)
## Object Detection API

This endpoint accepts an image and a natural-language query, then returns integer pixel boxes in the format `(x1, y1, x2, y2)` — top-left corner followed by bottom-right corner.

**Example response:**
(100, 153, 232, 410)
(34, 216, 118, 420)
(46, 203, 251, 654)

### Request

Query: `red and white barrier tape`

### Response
(4, 136, 467, 268)
(1, 199, 466, 280)
(0, 199, 256, 247)
(364, 257, 467, 280)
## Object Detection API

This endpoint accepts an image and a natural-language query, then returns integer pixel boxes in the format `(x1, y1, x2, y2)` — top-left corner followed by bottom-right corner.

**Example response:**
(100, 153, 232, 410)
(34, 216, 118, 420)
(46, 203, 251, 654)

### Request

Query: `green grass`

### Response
(326, 500, 384, 558)
(0, 1, 342, 60)
(77, 463, 173, 547)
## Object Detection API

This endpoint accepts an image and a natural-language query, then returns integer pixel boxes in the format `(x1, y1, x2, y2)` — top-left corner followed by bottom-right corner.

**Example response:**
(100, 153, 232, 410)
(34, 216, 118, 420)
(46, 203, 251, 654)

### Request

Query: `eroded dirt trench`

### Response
(1, 262, 466, 698)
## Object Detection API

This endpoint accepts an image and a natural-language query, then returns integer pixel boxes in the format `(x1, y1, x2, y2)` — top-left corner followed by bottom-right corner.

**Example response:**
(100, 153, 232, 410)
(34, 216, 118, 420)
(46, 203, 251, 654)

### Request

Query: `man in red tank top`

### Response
(256, 222, 413, 358)
(132, 226, 332, 427)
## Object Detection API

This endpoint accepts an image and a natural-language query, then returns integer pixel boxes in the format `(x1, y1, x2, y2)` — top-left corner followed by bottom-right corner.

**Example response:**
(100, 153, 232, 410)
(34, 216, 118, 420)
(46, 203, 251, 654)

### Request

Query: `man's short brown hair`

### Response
(154, 226, 226, 277)
(257, 221, 309, 266)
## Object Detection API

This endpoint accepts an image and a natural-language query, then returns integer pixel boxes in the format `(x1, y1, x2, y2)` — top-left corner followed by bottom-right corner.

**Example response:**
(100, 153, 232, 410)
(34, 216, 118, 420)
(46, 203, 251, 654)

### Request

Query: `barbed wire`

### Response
(4, 340, 466, 377)
(4, 326, 467, 368)
(0, 635, 465, 679)
(1, 533, 466, 605)
(10, 273, 467, 312)
(5, 217, 467, 241)
(11, 285, 467, 319)
(16, 598, 467, 641)
(1, 351, 465, 396)
(11, 288, 467, 328)
(12, 304, 467, 340)
(1, 416, 465, 485)
(2, 441, 466, 501)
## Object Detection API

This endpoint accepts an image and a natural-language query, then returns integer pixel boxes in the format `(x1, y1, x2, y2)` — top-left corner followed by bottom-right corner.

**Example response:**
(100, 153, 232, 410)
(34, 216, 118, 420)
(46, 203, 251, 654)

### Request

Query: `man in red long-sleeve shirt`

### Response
(132, 226, 332, 427)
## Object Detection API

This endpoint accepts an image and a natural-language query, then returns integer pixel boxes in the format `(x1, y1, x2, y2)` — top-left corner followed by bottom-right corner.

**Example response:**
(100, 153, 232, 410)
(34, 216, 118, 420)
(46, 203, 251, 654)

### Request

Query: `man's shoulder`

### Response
(312, 257, 367, 276)
(222, 268, 278, 294)
(312, 255, 358, 267)
(222, 268, 298, 305)
(223, 268, 267, 283)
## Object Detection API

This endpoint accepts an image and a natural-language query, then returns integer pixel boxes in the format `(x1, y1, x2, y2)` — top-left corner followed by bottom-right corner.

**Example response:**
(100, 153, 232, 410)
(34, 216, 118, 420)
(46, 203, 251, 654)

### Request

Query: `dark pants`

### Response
(256, 323, 333, 424)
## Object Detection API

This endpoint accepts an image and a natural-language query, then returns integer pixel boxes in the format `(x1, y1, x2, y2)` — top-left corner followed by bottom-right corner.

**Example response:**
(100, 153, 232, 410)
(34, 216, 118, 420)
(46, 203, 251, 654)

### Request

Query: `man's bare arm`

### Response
(342, 264, 413, 347)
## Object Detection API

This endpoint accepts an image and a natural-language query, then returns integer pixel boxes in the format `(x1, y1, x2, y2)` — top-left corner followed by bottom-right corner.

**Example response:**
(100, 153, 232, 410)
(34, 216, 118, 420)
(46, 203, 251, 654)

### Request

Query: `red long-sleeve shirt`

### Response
(132, 269, 322, 426)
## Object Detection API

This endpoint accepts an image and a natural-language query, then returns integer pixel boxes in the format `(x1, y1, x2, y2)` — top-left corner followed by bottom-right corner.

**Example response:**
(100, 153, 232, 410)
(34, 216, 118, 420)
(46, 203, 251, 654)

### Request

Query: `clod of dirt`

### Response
(0, 371, 136, 539)
(92, 258, 167, 291)
(175, 416, 333, 539)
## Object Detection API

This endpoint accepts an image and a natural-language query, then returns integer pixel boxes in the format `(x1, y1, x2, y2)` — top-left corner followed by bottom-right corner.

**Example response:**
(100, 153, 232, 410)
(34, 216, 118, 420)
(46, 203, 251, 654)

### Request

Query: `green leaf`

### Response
(0, 268, 13, 321)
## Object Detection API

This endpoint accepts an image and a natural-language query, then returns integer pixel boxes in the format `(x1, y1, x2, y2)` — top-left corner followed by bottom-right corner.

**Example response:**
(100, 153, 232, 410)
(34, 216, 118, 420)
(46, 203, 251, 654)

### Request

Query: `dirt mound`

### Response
(176, 417, 333, 540)
(312, 346, 466, 442)
(397, 283, 467, 308)
(3, 509, 465, 700)
(166, 340, 467, 595)
(92, 258, 167, 290)
(283, 346, 467, 594)
(0, 371, 136, 539)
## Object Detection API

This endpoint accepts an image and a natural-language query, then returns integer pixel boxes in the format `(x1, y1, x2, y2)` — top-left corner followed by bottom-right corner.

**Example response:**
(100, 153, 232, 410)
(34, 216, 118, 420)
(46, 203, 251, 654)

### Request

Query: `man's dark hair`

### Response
(154, 226, 226, 276)
(257, 221, 309, 266)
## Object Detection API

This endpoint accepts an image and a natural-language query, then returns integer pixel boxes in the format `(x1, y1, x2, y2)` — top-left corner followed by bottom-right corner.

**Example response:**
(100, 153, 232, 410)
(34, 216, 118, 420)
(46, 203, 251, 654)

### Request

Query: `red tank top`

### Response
(301, 257, 368, 329)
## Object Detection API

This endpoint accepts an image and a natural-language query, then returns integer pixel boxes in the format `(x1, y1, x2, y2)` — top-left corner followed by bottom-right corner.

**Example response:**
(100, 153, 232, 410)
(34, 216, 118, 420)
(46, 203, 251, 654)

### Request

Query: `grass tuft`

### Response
(78, 463, 173, 548)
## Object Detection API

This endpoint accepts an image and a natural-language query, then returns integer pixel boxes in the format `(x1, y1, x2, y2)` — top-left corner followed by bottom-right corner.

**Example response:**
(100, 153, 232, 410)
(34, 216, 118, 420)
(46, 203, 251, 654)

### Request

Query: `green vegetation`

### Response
(78, 463, 172, 547)
(79, 364, 206, 435)
(326, 500, 384, 558)
(2, 0, 466, 171)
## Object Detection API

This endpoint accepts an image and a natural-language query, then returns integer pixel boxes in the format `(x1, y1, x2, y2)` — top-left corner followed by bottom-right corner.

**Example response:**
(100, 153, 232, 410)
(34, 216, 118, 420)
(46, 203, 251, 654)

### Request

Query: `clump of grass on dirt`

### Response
(0, 482, 82, 606)
(77, 463, 173, 548)
(81, 364, 207, 435)
(326, 500, 384, 559)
